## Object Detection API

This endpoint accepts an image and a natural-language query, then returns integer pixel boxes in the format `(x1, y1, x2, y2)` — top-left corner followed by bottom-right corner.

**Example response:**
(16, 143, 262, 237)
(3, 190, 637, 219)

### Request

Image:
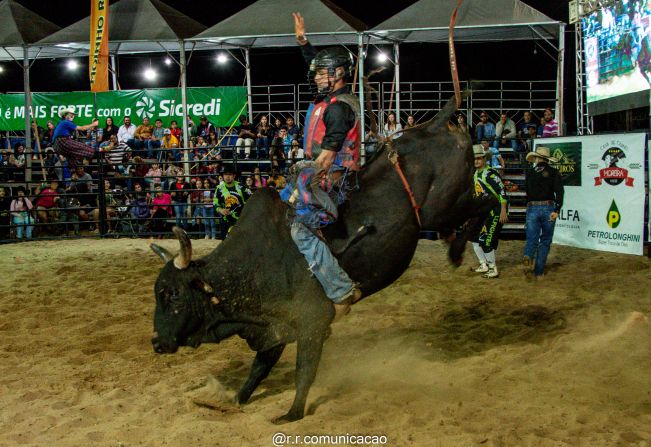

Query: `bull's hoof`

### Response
(272, 411, 303, 425)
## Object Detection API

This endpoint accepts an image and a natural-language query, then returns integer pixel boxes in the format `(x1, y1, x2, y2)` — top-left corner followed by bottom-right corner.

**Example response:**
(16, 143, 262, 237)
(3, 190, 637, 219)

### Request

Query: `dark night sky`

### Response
(2, 0, 572, 115)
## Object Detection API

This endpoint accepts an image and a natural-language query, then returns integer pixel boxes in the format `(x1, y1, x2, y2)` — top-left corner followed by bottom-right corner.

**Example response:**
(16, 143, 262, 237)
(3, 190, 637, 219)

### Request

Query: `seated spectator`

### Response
(494, 112, 518, 152)
(145, 163, 163, 190)
(0, 150, 11, 182)
(256, 115, 272, 157)
(208, 129, 219, 148)
(201, 179, 217, 239)
(541, 108, 559, 138)
(0, 187, 10, 239)
(288, 139, 304, 166)
(481, 139, 504, 173)
(150, 185, 172, 237)
(517, 125, 538, 165)
(10, 187, 34, 240)
(537, 117, 545, 138)
(169, 120, 181, 142)
(476, 112, 496, 144)
(115, 155, 134, 190)
(134, 117, 154, 158)
(517, 111, 536, 139)
(42, 120, 56, 147)
(101, 134, 131, 169)
(197, 115, 215, 139)
(404, 115, 416, 129)
(278, 127, 293, 157)
(169, 174, 191, 229)
(244, 176, 256, 193)
(130, 155, 149, 186)
(101, 117, 119, 144)
(252, 166, 267, 188)
(272, 117, 283, 138)
(74, 166, 94, 192)
(269, 136, 286, 174)
(35, 180, 60, 227)
(286, 117, 300, 140)
(236, 115, 256, 159)
(383, 112, 403, 138)
(11, 143, 26, 181)
(117, 116, 136, 149)
(43, 147, 58, 180)
(161, 128, 180, 160)
(455, 113, 471, 135)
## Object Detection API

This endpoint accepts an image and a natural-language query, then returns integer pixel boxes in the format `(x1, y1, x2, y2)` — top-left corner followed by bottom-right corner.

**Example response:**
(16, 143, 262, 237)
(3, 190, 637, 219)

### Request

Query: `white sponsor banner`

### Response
(540, 133, 646, 255)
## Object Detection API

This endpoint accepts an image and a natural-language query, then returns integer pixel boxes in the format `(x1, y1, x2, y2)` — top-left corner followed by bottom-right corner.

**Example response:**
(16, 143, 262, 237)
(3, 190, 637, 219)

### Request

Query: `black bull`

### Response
(149, 99, 492, 423)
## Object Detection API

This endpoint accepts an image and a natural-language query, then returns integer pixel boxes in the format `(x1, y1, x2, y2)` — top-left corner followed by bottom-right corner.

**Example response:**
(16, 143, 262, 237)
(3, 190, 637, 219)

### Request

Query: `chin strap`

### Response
(387, 144, 422, 228)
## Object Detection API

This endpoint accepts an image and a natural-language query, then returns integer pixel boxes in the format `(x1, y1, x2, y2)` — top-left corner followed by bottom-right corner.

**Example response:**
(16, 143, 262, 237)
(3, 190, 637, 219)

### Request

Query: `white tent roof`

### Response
(369, 0, 560, 44)
(35, 0, 214, 56)
(191, 0, 366, 48)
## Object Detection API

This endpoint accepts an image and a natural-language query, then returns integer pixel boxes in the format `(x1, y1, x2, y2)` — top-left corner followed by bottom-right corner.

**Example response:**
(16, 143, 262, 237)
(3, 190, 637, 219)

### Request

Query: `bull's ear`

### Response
(151, 244, 174, 263)
(190, 278, 213, 294)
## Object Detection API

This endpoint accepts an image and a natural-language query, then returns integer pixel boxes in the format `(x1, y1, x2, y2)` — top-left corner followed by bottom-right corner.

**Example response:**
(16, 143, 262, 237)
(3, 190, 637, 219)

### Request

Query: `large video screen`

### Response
(582, 0, 651, 103)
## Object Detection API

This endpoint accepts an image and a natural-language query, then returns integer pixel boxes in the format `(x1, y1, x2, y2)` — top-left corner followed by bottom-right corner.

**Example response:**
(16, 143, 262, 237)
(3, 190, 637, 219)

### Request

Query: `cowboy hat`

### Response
(58, 107, 76, 119)
(473, 144, 488, 158)
(526, 146, 558, 163)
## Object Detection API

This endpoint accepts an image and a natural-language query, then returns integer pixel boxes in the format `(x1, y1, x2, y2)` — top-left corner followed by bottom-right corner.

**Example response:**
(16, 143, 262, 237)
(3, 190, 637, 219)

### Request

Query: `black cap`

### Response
(200, 115, 207, 120)
(221, 164, 236, 175)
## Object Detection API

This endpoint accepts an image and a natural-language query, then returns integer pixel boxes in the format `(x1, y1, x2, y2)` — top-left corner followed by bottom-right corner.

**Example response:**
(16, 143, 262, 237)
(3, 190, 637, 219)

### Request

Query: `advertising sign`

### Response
(544, 133, 646, 255)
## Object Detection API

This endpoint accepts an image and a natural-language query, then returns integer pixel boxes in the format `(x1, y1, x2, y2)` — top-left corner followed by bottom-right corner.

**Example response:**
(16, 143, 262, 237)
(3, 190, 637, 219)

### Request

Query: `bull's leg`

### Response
(236, 344, 285, 405)
(273, 325, 328, 424)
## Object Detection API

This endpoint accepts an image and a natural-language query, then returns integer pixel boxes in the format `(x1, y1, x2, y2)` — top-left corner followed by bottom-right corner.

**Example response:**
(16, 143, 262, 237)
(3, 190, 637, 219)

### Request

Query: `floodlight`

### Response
(377, 52, 389, 63)
(216, 53, 228, 64)
(164, 57, 172, 66)
(144, 68, 157, 81)
(66, 60, 79, 71)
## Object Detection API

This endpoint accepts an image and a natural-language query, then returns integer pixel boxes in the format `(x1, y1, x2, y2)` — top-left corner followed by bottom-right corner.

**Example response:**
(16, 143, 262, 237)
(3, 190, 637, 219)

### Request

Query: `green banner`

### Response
(0, 87, 247, 131)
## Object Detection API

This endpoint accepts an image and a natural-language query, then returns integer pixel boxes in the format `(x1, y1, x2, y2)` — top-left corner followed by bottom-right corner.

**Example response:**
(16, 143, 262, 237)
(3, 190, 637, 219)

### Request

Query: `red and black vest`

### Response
(305, 92, 361, 171)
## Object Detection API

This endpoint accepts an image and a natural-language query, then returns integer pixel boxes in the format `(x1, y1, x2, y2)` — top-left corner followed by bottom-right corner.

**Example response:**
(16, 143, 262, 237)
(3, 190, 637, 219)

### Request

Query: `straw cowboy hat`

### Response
(473, 144, 488, 158)
(526, 146, 558, 163)
(58, 107, 76, 119)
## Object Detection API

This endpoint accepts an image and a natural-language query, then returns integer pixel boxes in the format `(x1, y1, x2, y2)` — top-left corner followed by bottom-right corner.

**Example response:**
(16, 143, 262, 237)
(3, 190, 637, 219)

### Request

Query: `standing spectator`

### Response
(10, 143, 26, 181)
(214, 167, 250, 236)
(285, 116, 300, 140)
(236, 115, 256, 159)
(475, 111, 496, 145)
(494, 112, 518, 152)
(252, 166, 267, 188)
(0, 150, 10, 182)
(117, 116, 136, 149)
(10, 187, 34, 240)
(383, 112, 402, 138)
(455, 113, 471, 135)
(130, 156, 149, 186)
(89, 179, 118, 233)
(518, 125, 538, 166)
(541, 108, 559, 138)
(256, 115, 272, 158)
(43, 148, 58, 180)
(101, 117, 119, 143)
(129, 182, 150, 233)
(201, 179, 217, 239)
(523, 146, 564, 278)
(150, 185, 172, 237)
(42, 120, 56, 147)
(134, 117, 154, 158)
(150, 119, 165, 160)
(35, 179, 60, 227)
(169, 174, 191, 229)
(51, 108, 99, 169)
(0, 187, 10, 239)
(470, 145, 508, 278)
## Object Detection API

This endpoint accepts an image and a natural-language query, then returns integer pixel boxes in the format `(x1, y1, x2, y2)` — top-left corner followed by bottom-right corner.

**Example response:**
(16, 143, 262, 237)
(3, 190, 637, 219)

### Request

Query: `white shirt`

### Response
(117, 124, 136, 143)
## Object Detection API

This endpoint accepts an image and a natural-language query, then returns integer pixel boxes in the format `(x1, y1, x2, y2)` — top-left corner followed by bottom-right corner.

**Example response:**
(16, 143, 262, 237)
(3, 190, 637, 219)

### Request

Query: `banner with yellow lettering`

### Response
(89, 0, 109, 92)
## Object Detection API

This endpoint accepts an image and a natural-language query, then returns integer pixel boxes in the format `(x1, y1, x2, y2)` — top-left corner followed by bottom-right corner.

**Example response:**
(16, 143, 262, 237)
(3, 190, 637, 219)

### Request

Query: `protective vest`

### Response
(215, 182, 245, 220)
(474, 168, 507, 204)
(305, 92, 361, 171)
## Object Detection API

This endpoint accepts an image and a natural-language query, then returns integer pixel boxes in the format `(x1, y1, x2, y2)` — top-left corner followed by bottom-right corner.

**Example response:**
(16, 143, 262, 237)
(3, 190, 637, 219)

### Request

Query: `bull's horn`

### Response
(173, 226, 192, 270)
(150, 244, 174, 263)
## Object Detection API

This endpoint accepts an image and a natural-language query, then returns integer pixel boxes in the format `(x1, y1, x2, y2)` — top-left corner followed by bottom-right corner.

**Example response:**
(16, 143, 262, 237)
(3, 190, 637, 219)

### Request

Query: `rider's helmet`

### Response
(308, 47, 354, 100)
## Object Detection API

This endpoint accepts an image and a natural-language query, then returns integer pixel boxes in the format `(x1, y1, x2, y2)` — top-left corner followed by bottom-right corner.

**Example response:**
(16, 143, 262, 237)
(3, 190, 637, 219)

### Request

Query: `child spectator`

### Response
(10, 187, 34, 240)
(144, 163, 163, 190)
(201, 179, 217, 239)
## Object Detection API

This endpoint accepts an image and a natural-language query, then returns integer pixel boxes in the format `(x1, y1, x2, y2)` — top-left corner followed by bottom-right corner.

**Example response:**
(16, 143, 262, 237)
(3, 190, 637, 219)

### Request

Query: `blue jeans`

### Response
(12, 213, 33, 239)
(147, 139, 161, 159)
(202, 207, 216, 238)
(524, 204, 556, 276)
(290, 222, 354, 303)
(173, 202, 187, 228)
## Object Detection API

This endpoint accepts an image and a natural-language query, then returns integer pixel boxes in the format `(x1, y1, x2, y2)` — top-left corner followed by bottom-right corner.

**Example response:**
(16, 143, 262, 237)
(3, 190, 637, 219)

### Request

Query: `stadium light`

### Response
(376, 52, 389, 63)
(164, 57, 172, 66)
(0, 66, 4, 74)
(66, 59, 79, 71)
(143, 67, 158, 81)
(216, 53, 228, 64)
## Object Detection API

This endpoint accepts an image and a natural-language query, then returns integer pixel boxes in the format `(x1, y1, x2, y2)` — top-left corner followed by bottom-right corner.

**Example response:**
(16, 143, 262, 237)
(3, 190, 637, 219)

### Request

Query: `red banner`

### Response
(594, 167, 635, 186)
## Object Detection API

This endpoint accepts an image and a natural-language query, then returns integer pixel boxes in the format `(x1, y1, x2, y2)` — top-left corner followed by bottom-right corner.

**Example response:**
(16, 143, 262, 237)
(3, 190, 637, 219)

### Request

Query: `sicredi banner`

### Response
(540, 133, 646, 256)
(0, 86, 247, 130)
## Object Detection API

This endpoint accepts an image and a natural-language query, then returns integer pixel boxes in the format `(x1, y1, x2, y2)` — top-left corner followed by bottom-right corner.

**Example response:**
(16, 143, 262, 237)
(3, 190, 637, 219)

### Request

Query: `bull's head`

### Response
(150, 227, 217, 354)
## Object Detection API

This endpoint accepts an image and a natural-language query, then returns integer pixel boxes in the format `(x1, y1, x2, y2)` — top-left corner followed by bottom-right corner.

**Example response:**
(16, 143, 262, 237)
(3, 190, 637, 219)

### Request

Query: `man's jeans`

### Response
(173, 202, 188, 228)
(290, 222, 354, 303)
(524, 204, 556, 276)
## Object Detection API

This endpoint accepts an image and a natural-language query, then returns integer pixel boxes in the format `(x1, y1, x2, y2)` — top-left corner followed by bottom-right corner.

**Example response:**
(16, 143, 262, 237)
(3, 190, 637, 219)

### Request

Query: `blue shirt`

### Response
(52, 120, 77, 139)
(476, 122, 496, 142)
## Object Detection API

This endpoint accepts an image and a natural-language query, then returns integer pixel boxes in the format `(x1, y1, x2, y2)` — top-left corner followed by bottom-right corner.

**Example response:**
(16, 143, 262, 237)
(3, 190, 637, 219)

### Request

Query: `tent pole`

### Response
(245, 48, 253, 119)
(358, 33, 365, 163)
(110, 54, 118, 90)
(23, 45, 32, 183)
(394, 42, 400, 121)
(555, 23, 565, 136)
(179, 39, 190, 178)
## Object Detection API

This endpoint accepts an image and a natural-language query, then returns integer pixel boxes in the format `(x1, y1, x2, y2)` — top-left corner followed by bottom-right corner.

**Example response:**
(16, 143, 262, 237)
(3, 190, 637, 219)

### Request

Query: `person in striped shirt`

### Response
(541, 108, 559, 138)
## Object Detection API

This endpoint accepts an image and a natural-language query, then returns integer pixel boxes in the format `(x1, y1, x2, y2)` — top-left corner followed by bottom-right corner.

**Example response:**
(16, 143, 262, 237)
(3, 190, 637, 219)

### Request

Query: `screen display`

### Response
(582, 0, 651, 103)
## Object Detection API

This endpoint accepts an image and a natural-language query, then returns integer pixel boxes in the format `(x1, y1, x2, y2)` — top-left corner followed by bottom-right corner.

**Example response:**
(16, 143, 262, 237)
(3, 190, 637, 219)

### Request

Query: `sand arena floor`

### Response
(0, 238, 650, 446)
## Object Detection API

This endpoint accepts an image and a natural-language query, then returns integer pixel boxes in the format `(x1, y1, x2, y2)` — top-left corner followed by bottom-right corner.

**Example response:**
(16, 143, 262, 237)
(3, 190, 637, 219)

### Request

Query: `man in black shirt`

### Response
(523, 146, 564, 277)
